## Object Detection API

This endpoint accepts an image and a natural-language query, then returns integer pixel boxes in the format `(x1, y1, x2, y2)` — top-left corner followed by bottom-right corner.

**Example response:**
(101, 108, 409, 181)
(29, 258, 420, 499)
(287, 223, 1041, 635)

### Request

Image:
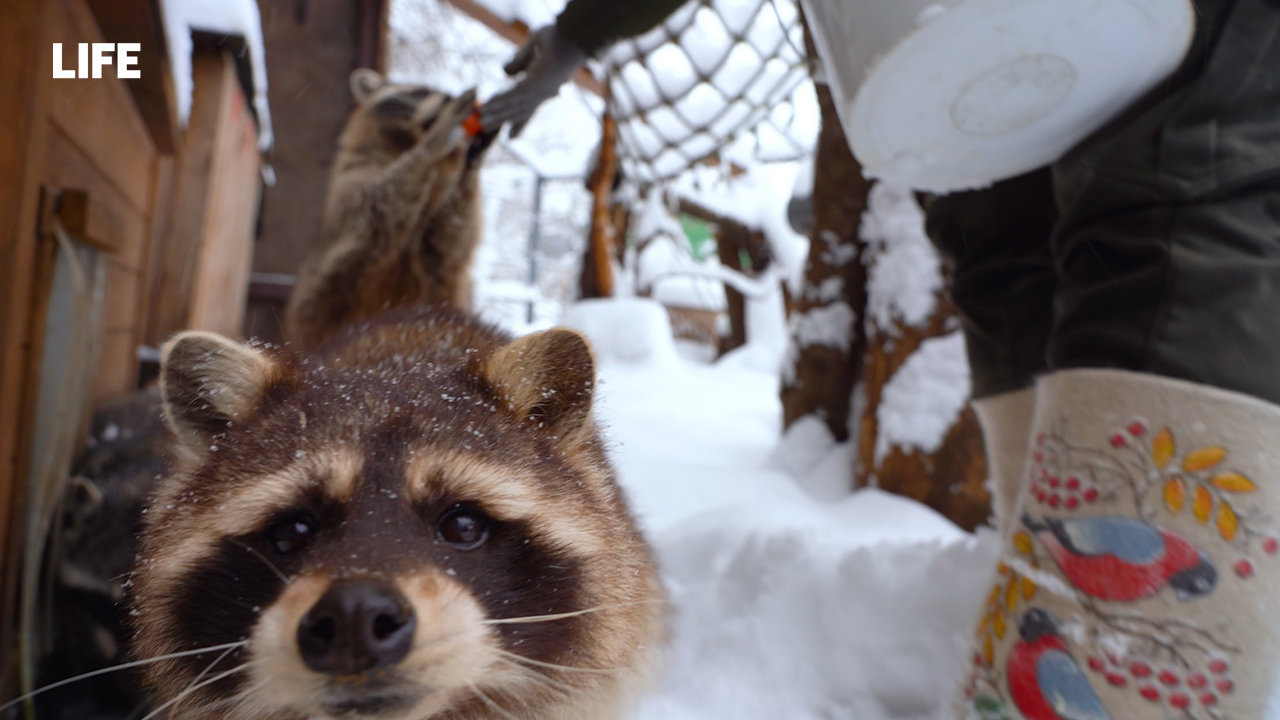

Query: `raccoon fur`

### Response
(285, 70, 492, 351)
(130, 305, 665, 720)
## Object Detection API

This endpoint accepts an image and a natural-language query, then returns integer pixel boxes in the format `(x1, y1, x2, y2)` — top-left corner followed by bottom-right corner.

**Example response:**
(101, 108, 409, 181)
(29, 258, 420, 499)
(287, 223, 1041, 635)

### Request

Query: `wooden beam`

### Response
(85, 0, 180, 153)
(440, 0, 606, 97)
(0, 0, 53, 693)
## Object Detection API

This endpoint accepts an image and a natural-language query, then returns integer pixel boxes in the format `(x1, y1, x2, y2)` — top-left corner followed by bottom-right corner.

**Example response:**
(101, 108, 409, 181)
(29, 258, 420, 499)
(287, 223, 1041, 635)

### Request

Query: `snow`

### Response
(670, 162, 810, 294)
(862, 183, 943, 333)
(875, 331, 972, 464)
(559, 298, 1000, 720)
(790, 301, 857, 350)
(161, 0, 274, 150)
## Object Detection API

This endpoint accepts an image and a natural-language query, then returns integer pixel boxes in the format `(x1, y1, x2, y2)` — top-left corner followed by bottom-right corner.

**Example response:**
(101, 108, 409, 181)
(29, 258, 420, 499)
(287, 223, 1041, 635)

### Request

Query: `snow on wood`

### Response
(790, 301, 856, 349)
(875, 331, 971, 464)
(670, 162, 809, 293)
(161, 0, 273, 150)
(861, 182, 942, 333)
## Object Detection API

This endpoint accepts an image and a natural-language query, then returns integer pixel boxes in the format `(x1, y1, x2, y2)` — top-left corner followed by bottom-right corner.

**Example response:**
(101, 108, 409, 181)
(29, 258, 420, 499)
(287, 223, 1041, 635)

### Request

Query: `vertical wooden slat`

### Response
(0, 0, 54, 691)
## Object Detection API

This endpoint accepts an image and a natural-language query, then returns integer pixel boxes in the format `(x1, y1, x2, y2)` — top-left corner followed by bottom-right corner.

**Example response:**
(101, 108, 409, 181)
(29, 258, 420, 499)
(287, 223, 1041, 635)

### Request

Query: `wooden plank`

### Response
(94, 328, 137, 401)
(145, 53, 226, 345)
(440, 0, 606, 97)
(47, 0, 158, 213)
(187, 53, 261, 337)
(85, 0, 180, 153)
(102, 259, 141, 333)
(44, 124, 150, 268)
(0, 0, 54, 686)
(136, 155, 174, 350)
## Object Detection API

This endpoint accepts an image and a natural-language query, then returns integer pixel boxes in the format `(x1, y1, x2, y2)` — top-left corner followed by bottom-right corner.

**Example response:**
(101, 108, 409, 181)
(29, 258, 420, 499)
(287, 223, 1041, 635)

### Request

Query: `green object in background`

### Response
(680, 214, 715, 261)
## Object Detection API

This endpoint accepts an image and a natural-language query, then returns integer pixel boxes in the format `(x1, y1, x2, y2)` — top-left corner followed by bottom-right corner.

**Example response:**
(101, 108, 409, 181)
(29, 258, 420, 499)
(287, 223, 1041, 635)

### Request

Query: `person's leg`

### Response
(965, 2, 1280, 718)
(925, 171, 1058, 531)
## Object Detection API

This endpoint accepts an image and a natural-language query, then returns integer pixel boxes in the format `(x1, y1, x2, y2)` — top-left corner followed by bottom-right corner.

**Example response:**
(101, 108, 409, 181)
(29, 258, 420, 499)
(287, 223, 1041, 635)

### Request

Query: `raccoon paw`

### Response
(419, 90, 478, 160)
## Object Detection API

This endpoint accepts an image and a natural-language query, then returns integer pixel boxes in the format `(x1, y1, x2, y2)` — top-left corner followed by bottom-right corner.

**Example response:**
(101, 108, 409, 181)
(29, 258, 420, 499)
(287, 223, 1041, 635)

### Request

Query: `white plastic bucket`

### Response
(799, 0, 1195, 192)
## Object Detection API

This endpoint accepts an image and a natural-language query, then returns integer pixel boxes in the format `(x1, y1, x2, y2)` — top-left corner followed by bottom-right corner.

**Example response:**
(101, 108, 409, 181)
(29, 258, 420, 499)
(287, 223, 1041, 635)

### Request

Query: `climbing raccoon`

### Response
(130, 305, 665, 720)
(285, 70, 493, 351)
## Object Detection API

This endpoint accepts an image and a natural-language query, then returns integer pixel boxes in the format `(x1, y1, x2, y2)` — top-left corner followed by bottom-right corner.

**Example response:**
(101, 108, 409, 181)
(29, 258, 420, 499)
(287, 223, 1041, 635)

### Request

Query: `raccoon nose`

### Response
(297, 579, 416, 675)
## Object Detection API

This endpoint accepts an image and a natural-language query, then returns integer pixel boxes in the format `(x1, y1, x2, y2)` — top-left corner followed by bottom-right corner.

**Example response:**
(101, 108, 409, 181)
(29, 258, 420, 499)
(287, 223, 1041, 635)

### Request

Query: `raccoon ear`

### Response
(160, 331, 279, 451)
(484, 329, 596, 438)
(350, 68, 385, 103)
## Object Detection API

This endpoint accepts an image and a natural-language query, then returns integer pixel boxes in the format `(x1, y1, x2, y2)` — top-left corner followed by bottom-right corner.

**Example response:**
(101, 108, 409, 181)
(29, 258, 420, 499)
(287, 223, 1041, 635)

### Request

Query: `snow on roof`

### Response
(161, 0, 274, 151)
(670, 160, 809, 293)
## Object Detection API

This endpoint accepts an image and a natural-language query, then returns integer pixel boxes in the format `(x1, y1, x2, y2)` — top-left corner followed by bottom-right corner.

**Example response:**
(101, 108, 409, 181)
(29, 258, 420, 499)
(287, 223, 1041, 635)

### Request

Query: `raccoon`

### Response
(129, 305, 664, 720)
(285, 70, 493, 351)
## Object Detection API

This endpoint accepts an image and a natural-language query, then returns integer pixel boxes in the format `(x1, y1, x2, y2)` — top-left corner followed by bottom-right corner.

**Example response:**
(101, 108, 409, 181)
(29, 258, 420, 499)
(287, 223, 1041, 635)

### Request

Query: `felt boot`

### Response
(962, 369, 1280, 720)
(973, 388, 1036, 535)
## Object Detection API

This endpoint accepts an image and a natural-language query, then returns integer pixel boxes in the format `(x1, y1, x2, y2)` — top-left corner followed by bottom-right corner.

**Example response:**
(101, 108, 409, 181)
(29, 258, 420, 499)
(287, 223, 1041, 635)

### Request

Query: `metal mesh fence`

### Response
(602, 0, 812, 183)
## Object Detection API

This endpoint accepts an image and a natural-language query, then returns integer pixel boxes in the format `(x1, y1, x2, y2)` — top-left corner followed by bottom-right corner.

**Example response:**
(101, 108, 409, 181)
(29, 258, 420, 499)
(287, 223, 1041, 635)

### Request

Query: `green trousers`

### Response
(926, 0, 1280, 403)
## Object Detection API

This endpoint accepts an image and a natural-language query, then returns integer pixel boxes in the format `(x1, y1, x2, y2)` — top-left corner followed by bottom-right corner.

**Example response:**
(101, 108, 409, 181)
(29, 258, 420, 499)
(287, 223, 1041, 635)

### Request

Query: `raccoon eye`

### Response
(269, 516, 316, 555)
(437, 507, 490, 550)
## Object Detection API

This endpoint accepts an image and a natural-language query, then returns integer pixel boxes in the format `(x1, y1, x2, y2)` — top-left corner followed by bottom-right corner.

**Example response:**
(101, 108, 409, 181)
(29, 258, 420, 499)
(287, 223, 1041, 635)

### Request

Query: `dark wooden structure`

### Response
(0, 0, 264, 694)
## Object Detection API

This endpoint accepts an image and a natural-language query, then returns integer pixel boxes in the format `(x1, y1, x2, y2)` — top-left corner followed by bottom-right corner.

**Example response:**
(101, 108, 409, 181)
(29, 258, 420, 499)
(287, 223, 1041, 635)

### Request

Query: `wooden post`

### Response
(580, 109, 618, 299)
(780, 16, 872, 442)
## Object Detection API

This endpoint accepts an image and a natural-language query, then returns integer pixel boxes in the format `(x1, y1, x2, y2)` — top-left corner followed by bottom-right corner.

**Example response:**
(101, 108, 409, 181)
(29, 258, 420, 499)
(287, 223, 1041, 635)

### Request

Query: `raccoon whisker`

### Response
(484, 600, 664, 625)
(467, 682, 524, 720)
(491, 656, 575, 697)
(0, 640, 248, 713)
(138, 662, 250, 720)
(492, 648, 627, 676)
(229, 539, 291, 584)
(190, 677, 266, 716)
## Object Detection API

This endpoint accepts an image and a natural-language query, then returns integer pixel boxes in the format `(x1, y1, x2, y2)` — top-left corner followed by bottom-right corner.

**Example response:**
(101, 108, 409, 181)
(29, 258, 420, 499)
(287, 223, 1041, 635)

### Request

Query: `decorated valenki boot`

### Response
(973, 388, 1037, 535)
(963, 369, 1280, 720)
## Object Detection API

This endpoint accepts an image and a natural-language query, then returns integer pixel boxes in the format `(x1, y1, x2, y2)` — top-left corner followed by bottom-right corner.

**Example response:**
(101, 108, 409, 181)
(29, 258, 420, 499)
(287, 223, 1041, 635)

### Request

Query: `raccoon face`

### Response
(131, 319, 662, 720)
(348, 69, 463, 156)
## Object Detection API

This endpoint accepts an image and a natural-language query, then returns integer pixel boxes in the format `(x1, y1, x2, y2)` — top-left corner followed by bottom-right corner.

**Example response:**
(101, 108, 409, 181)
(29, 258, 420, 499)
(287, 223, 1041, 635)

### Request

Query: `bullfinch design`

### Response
(1023, 514, 1217, 602)
(1008, 609, 1113, 720)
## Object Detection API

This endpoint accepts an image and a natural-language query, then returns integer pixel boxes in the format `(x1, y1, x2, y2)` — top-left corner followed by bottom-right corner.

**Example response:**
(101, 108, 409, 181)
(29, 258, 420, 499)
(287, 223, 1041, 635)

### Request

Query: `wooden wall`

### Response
(244, 0, 387, 343)
(0, 0, 167, 685)
(0, 0, 263, 685)
(147, 52, 261, 343)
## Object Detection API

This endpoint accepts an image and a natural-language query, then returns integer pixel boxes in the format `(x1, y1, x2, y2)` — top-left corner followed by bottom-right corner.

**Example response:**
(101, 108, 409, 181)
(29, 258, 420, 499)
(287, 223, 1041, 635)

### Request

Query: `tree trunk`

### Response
(855, 292, 991, 530)
(780, 19, 872, 442)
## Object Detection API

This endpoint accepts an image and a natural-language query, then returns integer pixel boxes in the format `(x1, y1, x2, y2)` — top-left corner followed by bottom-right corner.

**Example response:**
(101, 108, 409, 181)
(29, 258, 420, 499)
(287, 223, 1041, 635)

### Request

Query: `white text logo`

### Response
(53, 43, 140, 79)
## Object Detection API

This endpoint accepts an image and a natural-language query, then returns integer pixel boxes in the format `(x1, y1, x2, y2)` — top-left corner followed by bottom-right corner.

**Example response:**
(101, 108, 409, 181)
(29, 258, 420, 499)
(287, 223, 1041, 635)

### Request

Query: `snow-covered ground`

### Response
(558, 299, 1001, 720)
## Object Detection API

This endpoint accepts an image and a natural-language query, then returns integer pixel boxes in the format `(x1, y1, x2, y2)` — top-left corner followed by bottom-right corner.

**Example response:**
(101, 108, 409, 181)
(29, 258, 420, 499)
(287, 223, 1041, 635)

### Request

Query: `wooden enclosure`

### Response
(0, 0, 263, 690)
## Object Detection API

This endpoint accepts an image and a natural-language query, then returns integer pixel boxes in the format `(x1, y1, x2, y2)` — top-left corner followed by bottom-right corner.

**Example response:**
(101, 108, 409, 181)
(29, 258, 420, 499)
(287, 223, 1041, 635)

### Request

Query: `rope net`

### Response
(601, 0, 813, 184)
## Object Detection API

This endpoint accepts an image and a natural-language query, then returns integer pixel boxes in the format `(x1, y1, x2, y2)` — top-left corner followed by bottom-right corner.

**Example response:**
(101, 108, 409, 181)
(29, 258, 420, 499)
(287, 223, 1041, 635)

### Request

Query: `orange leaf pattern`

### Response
(1218, 502, 1239, 541)
(1183, 446, 1227, 472)
(1020, 576, 1037, 600)
(1152, 427, 1175, 468)
(1164, 478, 1186, 512)
(1212, 472, 1258, 493)
(1193, 486, 1213, 524)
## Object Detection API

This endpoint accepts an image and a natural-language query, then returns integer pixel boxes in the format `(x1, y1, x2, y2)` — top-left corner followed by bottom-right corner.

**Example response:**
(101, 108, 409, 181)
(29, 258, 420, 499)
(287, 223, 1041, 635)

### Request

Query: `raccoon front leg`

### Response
(369, 91, 477, 237)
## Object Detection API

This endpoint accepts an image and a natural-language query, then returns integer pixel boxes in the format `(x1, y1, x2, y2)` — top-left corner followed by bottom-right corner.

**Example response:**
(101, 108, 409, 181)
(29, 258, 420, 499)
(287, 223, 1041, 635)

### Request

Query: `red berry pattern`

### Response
(1085, 651, 1235, 715)
(1234, 558, 1255, 578)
